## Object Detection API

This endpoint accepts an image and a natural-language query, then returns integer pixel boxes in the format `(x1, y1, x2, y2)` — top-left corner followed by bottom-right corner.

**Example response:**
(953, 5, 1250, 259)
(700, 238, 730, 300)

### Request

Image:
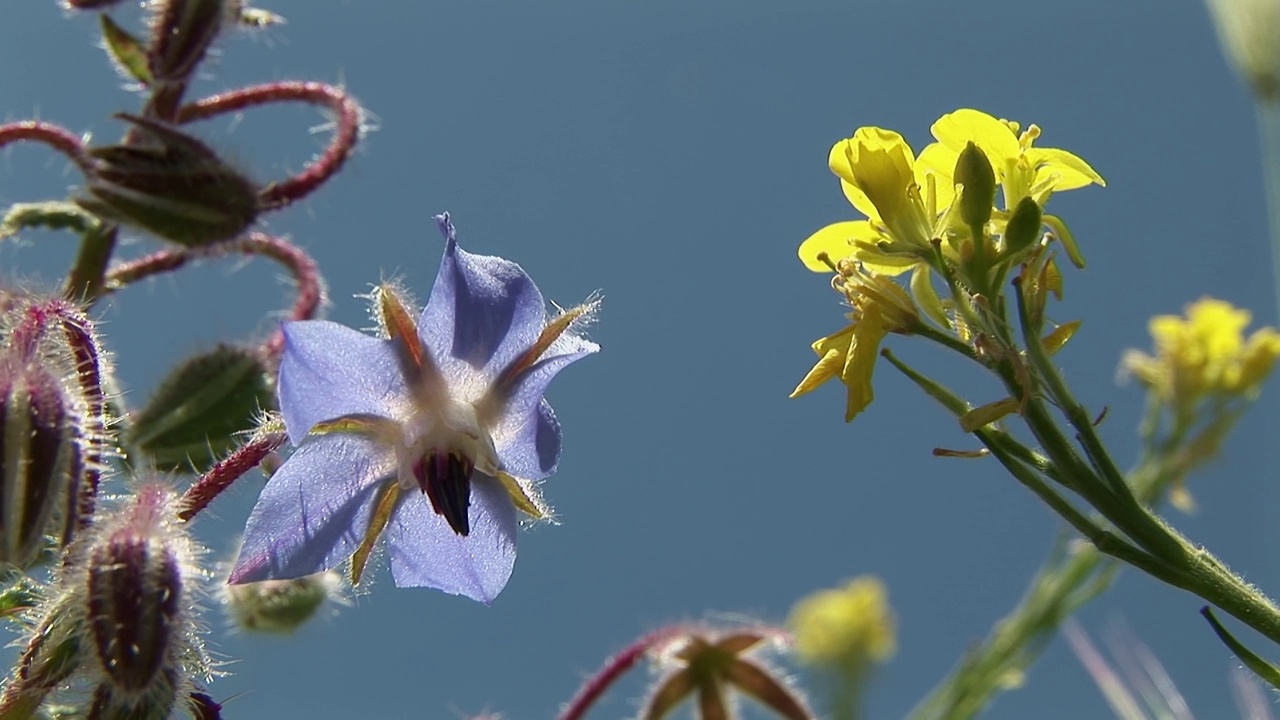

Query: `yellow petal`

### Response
(791, 326, 854, 397)
(1025, 147, 1106, 190)
(841, 306, 889, 421)
(930, 109, 1020, 166)
(847, 127, 917, 226)
(798, 221, 874, 271)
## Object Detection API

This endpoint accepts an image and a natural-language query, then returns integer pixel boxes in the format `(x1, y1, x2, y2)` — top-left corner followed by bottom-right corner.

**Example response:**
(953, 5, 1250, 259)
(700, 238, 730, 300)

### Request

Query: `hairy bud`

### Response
(0, 358, 84, 569)
(76, 114, 259, 247)
(225, 572, 342, 633)
(80, 485, 210, 711)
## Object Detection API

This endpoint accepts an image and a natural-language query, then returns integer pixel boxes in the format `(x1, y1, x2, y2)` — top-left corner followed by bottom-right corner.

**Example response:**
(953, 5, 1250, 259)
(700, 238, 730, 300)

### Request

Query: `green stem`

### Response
(1255, 97, 1280, 321)
(63, 224, 119, 304)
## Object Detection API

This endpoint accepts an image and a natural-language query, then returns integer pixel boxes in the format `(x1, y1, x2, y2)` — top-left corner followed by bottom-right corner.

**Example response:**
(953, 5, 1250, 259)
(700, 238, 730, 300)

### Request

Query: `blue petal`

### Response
(278, 320, 409, 444)
(493, 336, 598, 480)
(418, 214, 546, 381)
(229, 434, 394, 584)
(384, 475, 517, 603)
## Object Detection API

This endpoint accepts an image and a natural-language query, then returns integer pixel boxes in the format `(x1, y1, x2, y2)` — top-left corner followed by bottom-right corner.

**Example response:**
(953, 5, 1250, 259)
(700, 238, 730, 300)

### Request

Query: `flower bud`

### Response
(1206, 0, 1280, 101)
(87, 670, 178, 720)
(148, 0, 229, 87)
(225, 572, 342, 633)
(954, 141, 996, 227)
(84, 485, 208, 704)
(0, 359, 84, 569)
(75, 114, 259, 247)
(1002, 196, 1044, 257)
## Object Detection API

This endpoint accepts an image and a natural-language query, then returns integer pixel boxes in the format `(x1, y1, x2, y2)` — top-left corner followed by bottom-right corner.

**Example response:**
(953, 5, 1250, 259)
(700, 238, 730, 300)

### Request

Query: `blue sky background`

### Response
(2, 1, 1279, 718)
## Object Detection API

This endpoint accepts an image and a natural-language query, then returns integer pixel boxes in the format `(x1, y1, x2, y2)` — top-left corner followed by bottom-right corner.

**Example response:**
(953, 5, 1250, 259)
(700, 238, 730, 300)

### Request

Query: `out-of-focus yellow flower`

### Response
(791, 267, 919, 421)
(1205, 0, 1280, 101)
(1123, 297, 1280, 408)
(799, 126, 959, 275)
(789, 576, 896, 667)
(918, 109, 1104, 211)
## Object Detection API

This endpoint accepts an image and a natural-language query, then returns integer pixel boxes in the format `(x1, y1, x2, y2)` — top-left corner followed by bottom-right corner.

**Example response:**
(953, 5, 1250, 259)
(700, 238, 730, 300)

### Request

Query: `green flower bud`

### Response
(86, 670, 178, 720)
(1003, 196, 1044, 257)
(225, 572, 342, 633)
(954, 141, 996, 228)
(75, 114, 259, 248)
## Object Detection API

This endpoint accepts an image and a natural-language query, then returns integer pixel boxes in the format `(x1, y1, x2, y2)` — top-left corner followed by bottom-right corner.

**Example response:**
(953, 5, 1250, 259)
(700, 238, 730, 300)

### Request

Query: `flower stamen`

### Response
(413, 452, 475, 536)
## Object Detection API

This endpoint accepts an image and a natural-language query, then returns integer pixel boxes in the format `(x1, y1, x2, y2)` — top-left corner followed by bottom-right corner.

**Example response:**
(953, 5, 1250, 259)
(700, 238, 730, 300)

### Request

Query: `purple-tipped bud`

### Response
(75, 114, 259, 247)
(84, 485, 206, 703)
(148, 0, 229, 87)
(0, 359, 84, 568)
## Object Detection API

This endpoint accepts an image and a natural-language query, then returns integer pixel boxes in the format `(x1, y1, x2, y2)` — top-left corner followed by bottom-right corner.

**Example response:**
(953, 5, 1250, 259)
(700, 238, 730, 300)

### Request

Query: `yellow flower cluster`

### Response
(793, 109, 1104, 420)
(788, 576, 896, 667)
(1123, 297, 1280, 410)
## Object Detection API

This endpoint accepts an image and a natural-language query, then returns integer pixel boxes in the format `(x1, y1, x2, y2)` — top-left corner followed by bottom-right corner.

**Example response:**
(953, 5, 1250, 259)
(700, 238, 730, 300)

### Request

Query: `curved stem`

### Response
(0, 121, 90, 171)
(178, 430, 287, 522)
(176, 82, 363, 210)
(558, 627, 684, 720)
(106, 232, 327, 364)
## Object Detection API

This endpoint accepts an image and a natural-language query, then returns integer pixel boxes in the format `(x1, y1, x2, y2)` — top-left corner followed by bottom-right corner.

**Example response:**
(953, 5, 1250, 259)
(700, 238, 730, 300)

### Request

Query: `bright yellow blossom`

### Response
(918, 109, 1105, 210)
(1123, 297, 1280, 408)
(791, 268, 919, 421)
(789, 576, 896, 666)
(799, 126, 959, 275)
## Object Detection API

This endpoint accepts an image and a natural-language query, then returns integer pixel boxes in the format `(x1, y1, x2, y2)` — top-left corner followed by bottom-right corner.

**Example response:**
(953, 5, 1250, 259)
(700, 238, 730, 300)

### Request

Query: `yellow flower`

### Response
(917, 109, 1104, 210)
(791, 269, 918, 421)
(799, 127, 958, 275)
(1123, 297, 1280, 407)
(789, 576, 896, 666)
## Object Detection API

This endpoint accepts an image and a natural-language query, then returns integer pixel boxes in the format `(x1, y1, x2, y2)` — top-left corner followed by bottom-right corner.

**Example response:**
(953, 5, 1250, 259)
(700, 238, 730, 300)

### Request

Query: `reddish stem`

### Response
(558, 627, 686, 720)
(0, 121, 90, 171)
(179, 430, 287, 522)
(176, 82, 363, 210)
(64, 0, 129, 8)
(106, 232, 327, 363)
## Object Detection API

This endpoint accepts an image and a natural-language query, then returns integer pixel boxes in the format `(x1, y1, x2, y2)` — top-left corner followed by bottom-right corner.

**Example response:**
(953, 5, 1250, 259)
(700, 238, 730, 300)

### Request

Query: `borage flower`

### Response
(229, 214, 598, 603)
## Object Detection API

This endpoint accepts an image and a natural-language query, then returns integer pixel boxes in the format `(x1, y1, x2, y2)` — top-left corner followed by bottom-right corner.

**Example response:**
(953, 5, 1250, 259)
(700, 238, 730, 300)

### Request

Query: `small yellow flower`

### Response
(799, 127, 959, 275)
(791, 268, 918, 421)
(789, 576, 896, 667)
(1123, 297, 1280, 407)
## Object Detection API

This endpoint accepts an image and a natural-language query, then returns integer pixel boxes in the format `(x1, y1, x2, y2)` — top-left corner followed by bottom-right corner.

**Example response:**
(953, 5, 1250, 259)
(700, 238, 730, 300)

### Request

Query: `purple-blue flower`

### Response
(229, 214, 598, 603)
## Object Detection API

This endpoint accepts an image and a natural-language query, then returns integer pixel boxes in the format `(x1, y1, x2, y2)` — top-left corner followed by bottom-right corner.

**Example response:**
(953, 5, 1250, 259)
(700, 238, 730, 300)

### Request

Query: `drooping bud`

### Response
(75, 114, 260, 247)
(1205, 0, 1280, 101)
(224, 571, 342, 633)
(83, 484, 209, 712)
(954, 141, 996, 228)
(0, 359, 84, 569)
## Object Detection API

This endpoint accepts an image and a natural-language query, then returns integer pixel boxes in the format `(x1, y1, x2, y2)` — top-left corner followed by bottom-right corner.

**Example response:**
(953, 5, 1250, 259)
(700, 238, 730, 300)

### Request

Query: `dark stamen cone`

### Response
(413, 452, 474, 536)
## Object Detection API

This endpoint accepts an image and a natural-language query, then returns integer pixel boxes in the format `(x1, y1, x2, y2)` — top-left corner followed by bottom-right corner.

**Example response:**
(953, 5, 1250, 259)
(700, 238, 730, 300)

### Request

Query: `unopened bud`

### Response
(75, 114, 259, 247)
(954, 141, 996, 227)
(0, 359, 84, 569)
(1002, 196, 1043, 257)
(225, 572, 342, 633)
(149, 0, 229, 86)
(84, 485, 207, 702)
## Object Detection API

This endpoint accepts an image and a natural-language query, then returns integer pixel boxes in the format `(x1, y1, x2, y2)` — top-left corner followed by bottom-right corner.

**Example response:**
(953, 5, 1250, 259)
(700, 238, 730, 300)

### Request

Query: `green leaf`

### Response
(127, 345, 275, 474)
(100, 14, 152, 86)
(1200, 607, 1280, 690)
